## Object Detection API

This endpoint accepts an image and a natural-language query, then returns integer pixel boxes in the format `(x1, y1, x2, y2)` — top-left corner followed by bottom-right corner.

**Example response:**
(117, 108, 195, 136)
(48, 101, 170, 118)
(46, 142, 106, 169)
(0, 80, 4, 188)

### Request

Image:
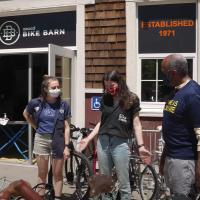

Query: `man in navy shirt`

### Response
(160, 54, 200, 200)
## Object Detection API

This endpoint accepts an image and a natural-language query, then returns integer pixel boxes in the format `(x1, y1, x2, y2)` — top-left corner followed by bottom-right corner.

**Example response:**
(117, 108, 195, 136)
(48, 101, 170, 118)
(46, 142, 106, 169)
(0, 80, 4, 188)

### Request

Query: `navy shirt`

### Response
(26, 98, 71, 135)
(37, 102, 57, 134)
(163, 80, 200, 160)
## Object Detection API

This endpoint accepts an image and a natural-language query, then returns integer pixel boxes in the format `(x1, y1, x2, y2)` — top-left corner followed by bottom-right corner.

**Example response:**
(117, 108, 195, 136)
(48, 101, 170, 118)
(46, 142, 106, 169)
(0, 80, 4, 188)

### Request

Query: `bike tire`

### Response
(64, 151, 93, 200)
(139, 165, 158, 200)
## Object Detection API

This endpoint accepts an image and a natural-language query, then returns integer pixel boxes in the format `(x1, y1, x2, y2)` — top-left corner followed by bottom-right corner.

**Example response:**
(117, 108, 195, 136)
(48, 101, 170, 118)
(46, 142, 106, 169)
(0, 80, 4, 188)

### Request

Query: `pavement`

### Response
(0, 158, 38, 188)
(0, 158, 149, 200)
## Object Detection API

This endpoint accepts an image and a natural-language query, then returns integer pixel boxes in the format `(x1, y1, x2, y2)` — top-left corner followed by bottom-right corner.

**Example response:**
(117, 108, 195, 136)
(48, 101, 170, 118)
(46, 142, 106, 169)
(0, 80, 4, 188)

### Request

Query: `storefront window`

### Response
(141, 59, 193, 102)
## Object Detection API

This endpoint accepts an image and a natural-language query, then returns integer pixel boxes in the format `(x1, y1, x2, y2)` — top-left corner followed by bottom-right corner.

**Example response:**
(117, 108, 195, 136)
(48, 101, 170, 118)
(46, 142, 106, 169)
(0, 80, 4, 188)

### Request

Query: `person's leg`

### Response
(36, 155, 49, 196)
(110, 136, 131, 200)
(52, 158, 64, 199)
(33, 133, 52, 196)
(97, 135, 114, 200)
(164, 157, 196, 200)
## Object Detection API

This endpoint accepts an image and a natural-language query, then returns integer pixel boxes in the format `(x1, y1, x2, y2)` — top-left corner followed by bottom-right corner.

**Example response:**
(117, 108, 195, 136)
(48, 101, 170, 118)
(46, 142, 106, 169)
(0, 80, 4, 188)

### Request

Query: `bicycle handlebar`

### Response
(70, 124, 92, 140)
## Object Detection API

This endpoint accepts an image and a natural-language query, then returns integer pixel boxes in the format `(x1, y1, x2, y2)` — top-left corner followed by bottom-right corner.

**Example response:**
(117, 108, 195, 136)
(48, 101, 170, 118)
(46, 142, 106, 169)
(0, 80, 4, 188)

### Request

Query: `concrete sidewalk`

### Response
(0, 159, 38, 188)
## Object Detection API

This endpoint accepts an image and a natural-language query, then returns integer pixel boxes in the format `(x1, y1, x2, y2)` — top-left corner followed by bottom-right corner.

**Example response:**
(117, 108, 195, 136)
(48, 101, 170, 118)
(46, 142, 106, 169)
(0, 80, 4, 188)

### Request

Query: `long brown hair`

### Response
(102, 70, 138, 110)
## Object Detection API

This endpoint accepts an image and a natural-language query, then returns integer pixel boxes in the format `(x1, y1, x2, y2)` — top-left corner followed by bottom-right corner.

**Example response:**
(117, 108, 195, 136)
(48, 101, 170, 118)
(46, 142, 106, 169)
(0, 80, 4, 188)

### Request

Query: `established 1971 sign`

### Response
(138, 3, 196, 53)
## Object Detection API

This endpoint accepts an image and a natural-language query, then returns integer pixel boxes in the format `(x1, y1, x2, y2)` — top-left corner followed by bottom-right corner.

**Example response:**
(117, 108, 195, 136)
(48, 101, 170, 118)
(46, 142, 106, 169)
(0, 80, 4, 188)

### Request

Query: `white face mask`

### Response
(48, 88, 61, 98)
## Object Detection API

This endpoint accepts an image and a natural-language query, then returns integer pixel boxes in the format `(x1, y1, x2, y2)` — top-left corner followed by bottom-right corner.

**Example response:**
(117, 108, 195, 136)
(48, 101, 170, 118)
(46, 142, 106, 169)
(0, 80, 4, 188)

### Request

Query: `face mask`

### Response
(163, 73, 172, 87)
(48, 88, 61, 98)
(107, 86, 118, 96)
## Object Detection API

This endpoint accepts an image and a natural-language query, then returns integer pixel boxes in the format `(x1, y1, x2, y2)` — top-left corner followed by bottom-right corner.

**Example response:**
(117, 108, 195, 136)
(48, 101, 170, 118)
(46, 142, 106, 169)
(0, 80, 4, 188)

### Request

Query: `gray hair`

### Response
(167, 54, 188, 77)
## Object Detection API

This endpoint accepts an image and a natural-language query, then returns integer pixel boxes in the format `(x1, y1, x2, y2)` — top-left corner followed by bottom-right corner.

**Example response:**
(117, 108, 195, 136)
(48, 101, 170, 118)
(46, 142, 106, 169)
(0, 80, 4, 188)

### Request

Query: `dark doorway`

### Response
(32, 53, 48, 98)
(0, 53, 48, 158)
(0, 54, 48, 121)
(0, 55, 28, 120)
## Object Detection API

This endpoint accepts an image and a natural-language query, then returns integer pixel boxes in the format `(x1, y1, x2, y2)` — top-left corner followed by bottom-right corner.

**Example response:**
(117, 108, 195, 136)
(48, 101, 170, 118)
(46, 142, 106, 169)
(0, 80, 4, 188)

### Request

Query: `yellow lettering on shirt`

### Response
(164, 100, 178, 113)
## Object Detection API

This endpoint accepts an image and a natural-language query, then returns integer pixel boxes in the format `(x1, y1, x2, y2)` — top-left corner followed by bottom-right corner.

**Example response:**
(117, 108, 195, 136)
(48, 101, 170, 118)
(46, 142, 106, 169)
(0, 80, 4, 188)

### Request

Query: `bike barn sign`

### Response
(0, 11, 76, 49)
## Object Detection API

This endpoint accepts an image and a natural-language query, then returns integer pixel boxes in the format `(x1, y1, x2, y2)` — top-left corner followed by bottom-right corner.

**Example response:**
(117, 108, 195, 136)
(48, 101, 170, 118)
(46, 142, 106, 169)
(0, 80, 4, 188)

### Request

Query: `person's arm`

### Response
(133, 112, 151, 164)
(133, 112, 144, 146)
(23, 109, 37, 130)
(63, 120, 70, 160)
(194, 128, 200, 192)
(77, 122, 101, 152)
(0, 180, 42, 200)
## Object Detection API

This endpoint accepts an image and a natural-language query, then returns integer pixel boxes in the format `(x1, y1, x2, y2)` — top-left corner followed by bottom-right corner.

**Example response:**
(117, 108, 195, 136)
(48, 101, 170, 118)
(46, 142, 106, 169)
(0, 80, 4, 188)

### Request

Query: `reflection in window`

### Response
(141, 59, 193, 102)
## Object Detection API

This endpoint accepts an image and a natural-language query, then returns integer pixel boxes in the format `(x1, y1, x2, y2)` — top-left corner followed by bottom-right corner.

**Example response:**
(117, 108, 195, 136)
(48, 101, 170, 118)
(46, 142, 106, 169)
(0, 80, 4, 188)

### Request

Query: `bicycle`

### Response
(14, 124, 93, 200)
(83, 132, 158, 200)
(62, 124, 93, 200)
(64, 124, 158, 200)
(129, 139, 158, 200)
(152, 126, 171, 200)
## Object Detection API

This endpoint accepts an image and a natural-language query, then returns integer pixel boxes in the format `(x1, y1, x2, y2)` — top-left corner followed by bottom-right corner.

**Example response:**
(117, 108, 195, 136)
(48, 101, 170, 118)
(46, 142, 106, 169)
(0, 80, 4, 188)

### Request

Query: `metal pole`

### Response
(28, 53, 32, 165)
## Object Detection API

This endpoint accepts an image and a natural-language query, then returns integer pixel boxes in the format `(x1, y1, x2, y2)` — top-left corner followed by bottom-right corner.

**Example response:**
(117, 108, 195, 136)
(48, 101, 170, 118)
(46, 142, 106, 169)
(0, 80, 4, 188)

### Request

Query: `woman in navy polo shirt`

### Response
(78, 70, 151, 200)
(23, 75, 71, 200)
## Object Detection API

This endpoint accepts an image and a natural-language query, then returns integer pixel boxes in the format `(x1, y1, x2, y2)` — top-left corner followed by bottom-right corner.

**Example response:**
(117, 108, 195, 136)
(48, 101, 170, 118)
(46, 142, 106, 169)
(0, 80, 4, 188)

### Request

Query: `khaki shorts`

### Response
(33, 133, 53, 156)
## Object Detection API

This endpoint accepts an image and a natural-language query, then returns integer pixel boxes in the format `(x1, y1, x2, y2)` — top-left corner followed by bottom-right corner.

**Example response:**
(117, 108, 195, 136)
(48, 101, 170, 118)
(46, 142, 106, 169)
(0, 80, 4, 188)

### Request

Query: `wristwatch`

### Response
(65, 144, 70, 148)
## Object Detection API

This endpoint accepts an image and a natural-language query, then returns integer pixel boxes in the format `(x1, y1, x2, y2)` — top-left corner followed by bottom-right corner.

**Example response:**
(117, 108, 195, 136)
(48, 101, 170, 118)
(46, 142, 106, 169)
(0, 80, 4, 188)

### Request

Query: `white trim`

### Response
(127, 0, 196, 5)
(73, 4, 85, 127)
(85, 88, 103, 94)
(0, 0, 95, 17)
(138, 53, 196, 58)
(126, 1, 138, 93)
(140, 102, 164, 117)
(197, 0, 200, 83)
(0, 46, 77, 54)
(0, 6, 76, 17)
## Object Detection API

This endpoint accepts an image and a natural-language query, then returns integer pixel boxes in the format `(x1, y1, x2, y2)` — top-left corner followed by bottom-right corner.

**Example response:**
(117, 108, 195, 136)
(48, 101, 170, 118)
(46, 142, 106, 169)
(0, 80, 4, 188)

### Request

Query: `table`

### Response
(0, 121, 28, 160)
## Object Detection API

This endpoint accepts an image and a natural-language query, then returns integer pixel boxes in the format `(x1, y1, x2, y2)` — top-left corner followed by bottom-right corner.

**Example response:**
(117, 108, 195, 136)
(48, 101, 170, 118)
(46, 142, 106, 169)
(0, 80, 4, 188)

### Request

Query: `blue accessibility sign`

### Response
(91, 96, 101, 111)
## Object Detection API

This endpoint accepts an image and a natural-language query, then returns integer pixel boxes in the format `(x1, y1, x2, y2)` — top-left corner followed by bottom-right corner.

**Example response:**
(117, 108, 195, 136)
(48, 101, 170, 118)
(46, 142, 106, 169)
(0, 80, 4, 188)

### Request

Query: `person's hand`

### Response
(63, 147, 70, 160)
(196, 160, 200, 193)
(76, 138, 89, 152)
(138, 146, 152, 165)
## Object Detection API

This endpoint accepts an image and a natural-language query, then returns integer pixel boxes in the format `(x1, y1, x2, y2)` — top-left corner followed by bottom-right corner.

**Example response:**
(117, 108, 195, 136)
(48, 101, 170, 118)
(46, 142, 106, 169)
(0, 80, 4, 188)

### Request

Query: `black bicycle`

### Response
(91, 138, 158, 200)
(14, 124, 93, 200)
(63, 124, 93, 200)
(128, 140, 158, 200)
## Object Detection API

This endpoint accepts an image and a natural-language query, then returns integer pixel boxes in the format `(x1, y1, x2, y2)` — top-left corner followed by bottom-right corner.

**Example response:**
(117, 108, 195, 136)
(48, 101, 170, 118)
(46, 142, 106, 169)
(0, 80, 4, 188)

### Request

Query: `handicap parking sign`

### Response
(91, 96, 101, 111)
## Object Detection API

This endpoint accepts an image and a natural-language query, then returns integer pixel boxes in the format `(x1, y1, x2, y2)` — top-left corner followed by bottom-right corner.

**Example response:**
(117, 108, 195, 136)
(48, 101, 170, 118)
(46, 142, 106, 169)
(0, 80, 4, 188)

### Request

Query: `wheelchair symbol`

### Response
(91, 97, 101, 110)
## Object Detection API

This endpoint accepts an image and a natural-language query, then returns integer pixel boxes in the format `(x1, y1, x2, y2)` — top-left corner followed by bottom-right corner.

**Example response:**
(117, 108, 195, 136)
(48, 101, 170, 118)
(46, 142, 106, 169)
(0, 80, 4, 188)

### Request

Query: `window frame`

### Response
(137, 53, 197, 117)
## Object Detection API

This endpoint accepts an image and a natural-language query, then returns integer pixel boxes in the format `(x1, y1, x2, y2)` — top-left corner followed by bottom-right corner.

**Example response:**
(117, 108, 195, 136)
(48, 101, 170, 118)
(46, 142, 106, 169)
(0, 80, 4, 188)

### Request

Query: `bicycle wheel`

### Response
(33, 183, 54, 200)
(63, 151, 93, 200)
(13, 183, 54, 200)
(139, 165, 158, 200)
